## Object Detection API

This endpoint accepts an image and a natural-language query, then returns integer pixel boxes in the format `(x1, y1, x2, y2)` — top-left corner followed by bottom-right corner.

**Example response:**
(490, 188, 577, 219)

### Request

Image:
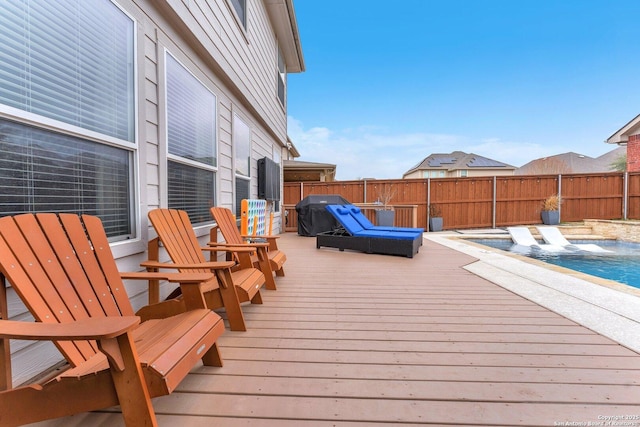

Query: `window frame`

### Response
(233, 113, 252, 216)
(228, 0, 248, 33)
(277, 45, 286, 107)
(0, 0, 140, 247)
(164, 50, 218, 225)
(271, 146, 281, 212)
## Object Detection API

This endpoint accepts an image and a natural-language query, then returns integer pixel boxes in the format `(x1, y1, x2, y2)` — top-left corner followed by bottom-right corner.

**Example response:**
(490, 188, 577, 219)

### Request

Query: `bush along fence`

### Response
(283, 172, 640, 232)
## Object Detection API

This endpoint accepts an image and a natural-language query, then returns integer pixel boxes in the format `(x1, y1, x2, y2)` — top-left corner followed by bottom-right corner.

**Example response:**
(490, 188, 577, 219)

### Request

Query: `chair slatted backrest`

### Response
(0, 213, 134, 367)
(210, 207, 244, 245)
(148, 209, 209, 273)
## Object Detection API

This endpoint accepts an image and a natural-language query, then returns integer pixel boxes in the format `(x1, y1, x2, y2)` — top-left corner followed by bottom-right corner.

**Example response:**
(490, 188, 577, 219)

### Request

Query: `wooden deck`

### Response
(35, 233, 640, 426)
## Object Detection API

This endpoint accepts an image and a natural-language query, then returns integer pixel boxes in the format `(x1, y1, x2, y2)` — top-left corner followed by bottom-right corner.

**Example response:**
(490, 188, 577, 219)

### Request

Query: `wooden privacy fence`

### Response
(283, 172, 640, 232)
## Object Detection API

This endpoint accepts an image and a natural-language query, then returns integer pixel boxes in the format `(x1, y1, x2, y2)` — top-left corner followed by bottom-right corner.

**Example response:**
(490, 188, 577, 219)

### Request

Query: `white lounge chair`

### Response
(537, 226, 612, 253)
(507, 226, 568, 254)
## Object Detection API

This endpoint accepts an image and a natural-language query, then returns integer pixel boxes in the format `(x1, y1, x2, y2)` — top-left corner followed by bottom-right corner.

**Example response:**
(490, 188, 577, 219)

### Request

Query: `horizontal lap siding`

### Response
(5, 0, 291, 386)
(141, 0, 287, 210)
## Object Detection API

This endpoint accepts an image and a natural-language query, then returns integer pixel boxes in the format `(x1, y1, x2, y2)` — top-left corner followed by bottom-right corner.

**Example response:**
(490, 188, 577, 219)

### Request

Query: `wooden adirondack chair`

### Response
(142, 209, 266, 332)
(210, 206, 286, 289)
(0, 213, 226, 426)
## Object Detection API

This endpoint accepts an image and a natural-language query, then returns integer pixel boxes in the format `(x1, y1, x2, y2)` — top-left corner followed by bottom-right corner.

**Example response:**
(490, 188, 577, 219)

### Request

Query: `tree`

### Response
(610, 153, 627, 172)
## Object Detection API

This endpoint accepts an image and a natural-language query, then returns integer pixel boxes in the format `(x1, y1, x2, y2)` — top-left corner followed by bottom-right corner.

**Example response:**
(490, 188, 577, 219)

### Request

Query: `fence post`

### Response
(558, 174, 562, 222)
(624, 172, 628, 220)
(426, 178, 431, 229)
(363, 179, 368, 203)
(492, 176, 497, 229)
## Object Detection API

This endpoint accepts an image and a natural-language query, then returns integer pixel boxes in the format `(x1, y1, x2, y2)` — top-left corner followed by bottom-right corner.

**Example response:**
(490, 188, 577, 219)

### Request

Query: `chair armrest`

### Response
(0, 316, 140, 341)
(140, 260, 236, 270)
(202, 245, 257, 253)
(241, 234, 279, 241)
(241, 235, 279, 250)
(120, 271, 215, 283)
(208, 241, 269, 248)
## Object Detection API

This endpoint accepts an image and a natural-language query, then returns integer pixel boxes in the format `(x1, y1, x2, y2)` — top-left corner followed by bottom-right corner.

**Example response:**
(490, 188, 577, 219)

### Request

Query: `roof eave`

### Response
(265, 0, 305, 73)
(286, 136, 300, 157)
(606, 113, 640, 144)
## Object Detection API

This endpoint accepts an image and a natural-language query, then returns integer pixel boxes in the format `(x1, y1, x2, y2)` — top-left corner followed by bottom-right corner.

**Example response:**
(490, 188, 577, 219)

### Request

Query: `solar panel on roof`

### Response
(467, 157, 506, 167)
(428, 156, 457, 167)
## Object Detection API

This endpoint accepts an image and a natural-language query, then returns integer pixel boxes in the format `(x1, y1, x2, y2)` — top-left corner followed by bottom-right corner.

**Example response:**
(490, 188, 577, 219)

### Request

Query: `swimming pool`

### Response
(470, 238, 640, 290)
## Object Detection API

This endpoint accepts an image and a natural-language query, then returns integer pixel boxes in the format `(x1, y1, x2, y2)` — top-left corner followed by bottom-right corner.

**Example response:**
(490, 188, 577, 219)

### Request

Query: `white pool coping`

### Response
(425, 232, 640, 353)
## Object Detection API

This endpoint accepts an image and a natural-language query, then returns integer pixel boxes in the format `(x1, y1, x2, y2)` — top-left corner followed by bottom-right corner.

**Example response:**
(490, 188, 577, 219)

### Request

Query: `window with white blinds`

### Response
(168, 161, 215, 225)
(166, 53, 217, 223)
(0, 119, 132, 238)
(233, 114, 251, 215)
(0, 0, 135, 239)
(0, 0, 135, 142)
(235, 177, 250, 218)
(233, 114, 250, 177)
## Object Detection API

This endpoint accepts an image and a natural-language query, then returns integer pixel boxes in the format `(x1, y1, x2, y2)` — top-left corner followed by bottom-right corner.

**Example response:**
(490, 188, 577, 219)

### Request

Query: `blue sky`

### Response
(287, 1, 640, 180)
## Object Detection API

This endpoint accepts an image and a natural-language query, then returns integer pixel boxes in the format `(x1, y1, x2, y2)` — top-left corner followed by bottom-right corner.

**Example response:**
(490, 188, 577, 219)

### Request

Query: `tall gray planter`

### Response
(429, 217, 443, 232)
(541, 210, 560, 225)
(375, 209, 395, 227)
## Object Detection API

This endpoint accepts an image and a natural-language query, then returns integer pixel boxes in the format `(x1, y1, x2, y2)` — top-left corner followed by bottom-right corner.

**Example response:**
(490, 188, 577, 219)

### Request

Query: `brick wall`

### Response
(628, 134, 640, 172)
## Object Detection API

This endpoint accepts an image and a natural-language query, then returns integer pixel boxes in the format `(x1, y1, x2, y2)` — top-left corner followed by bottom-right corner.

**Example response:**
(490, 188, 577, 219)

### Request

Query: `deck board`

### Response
(32, 234, 640, 426)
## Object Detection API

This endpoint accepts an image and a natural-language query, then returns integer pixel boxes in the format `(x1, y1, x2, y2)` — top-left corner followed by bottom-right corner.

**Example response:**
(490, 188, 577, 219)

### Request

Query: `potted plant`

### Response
(375, 185, 396, 227)
(428, 204, 443, 232)
(540, 194, 561, 225)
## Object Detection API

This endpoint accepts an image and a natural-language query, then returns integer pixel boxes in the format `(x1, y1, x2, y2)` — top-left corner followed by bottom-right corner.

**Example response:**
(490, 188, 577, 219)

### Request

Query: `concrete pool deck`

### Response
(427, 231, 640, 353)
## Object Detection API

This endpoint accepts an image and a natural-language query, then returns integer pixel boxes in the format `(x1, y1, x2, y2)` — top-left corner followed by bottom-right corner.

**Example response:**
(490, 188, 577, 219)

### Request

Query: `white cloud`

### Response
(287, 116, 549, 179)
(465, 138, 551, 168)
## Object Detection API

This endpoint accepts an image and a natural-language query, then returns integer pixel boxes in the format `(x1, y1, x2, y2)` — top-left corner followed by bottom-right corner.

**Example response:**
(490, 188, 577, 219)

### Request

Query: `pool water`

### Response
(470, 239, 640, 290)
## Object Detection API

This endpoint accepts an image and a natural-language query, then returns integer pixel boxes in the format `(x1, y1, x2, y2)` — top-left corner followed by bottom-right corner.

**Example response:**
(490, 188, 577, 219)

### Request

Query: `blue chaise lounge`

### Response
(343, 204, 424, 235)
(316, 205, 423, 258)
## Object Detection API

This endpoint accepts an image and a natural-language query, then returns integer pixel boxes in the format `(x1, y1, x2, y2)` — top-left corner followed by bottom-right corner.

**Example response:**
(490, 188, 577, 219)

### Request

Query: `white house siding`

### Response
(403, 171, 421, 179)
(3, 0, 299, 386)
(467, 169, 514, 178)
(403, 169, 515, 179)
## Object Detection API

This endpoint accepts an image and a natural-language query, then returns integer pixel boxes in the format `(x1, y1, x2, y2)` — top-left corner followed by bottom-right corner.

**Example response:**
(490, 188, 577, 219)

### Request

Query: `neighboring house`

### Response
(515, 147, 626, 175)
(0, 0, 304, 385)
(607, 113, 640, 172)
(402, 151, 515, 179)
(281, 137, 336, 181)
(283, 159, 337, 182)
